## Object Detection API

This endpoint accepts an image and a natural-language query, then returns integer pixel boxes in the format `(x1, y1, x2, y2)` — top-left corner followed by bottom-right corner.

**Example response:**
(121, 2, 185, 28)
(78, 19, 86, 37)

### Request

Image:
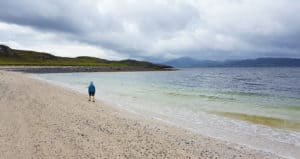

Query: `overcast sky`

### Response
(0, 0, 300, 62)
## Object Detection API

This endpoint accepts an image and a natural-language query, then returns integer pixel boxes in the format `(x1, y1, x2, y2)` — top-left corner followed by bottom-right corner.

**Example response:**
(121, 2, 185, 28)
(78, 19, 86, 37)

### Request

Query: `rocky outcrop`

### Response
(0, 45, 16, 56)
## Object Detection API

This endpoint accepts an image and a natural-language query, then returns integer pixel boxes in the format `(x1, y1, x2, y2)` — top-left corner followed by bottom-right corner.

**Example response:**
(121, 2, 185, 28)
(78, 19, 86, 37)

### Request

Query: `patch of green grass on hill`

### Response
(0, 45, 171, 69)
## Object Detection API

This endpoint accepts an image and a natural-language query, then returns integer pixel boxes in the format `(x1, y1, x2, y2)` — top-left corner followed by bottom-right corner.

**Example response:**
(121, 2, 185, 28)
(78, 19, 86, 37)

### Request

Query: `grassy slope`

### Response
(0, 46, 170, 69)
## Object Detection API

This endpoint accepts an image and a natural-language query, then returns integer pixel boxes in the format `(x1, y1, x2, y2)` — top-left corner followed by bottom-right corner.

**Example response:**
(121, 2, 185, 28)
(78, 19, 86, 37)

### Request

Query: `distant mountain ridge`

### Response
(163, 57, 300, 68)
(0, 45, 171, 70)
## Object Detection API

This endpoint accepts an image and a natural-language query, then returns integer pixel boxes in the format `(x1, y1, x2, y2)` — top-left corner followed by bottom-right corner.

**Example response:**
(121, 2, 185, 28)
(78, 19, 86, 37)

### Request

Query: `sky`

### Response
(0, 0, 300, 62)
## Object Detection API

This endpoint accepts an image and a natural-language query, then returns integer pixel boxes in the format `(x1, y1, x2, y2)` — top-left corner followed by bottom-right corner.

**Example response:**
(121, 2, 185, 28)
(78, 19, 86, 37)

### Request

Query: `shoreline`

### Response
(0, 70, 285, 158)
(0, 66, 176, 73)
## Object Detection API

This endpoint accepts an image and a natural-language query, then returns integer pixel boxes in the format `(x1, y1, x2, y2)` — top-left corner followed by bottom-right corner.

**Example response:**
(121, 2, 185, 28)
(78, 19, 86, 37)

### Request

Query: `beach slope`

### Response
(0, 71, 282, 158)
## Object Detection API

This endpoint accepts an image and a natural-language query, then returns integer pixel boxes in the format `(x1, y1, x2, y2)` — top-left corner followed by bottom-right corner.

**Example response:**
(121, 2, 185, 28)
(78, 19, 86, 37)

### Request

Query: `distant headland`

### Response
(0, 45, 173, 73)
(163, 57, 300, 68)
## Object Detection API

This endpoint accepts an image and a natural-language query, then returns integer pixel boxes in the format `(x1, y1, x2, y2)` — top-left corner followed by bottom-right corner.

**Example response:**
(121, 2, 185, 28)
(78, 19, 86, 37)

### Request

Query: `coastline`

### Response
(0, 66, 176, 73)
(0, 70, 284, 158)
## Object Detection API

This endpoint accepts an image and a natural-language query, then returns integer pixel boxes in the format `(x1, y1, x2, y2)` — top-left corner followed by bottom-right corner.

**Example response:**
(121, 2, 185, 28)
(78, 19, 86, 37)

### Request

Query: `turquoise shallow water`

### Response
(38, 67, 300, 158)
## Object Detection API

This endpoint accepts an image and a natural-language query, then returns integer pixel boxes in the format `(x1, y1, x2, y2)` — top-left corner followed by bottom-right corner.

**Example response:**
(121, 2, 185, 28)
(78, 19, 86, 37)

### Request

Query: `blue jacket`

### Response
(88, 84, 96, 93)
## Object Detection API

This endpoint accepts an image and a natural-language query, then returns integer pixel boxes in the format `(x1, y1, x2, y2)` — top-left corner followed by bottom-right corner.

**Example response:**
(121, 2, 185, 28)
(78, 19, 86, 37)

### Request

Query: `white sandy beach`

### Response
(0, 70, 284, 159)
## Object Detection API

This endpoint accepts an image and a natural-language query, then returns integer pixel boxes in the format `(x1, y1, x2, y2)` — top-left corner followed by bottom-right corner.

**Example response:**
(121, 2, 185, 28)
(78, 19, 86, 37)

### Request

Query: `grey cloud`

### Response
(0, 0, 300, 61)
(0, 0, 123, 33)
(0, 1, 77, 33)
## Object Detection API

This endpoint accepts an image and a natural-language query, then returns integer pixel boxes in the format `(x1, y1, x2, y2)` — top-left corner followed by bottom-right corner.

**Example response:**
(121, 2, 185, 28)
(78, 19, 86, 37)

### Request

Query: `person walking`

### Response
(88, 81, 96, 102)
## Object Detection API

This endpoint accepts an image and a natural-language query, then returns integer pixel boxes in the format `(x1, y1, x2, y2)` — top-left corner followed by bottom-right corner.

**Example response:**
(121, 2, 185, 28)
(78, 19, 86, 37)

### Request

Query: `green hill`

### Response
(0, 45, 171, 69)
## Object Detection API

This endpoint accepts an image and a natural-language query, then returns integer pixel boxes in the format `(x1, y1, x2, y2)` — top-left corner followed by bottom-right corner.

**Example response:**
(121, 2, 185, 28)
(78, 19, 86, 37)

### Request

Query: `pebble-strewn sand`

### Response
(0, 71, 283, 159)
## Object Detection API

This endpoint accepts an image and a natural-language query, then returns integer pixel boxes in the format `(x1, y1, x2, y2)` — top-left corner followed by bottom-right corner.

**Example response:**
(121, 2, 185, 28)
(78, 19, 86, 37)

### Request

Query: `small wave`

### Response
(220, 91, 270, 97)
(244, 82, 265, 86)
(165, 92, 235, 101)
(265, 105, 300, 111)
(233, 77, 251, 81)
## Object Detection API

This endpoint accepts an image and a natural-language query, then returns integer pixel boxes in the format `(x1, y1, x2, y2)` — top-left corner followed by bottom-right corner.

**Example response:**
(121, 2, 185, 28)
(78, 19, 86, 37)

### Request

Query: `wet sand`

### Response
(0, 70, 283, 158)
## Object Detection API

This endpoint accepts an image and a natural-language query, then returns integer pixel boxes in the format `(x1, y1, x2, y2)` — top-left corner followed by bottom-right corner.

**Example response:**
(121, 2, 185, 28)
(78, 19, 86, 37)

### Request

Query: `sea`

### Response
(37, 67, 300, 158)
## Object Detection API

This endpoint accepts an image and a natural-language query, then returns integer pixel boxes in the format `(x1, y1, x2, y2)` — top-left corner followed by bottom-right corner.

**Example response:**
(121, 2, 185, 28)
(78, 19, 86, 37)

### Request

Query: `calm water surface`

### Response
(38, 67, 300, 158)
